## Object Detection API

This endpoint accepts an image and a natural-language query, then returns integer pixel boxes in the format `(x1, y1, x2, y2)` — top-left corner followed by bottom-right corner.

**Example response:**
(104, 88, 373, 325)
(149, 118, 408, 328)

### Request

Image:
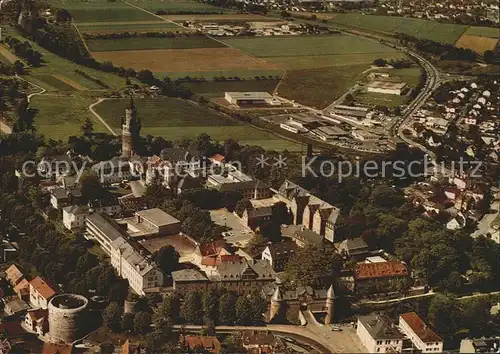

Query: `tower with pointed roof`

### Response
(324, 284, 336, 325)
(121, 97, 141, 159)
(269, 286, 284, 321)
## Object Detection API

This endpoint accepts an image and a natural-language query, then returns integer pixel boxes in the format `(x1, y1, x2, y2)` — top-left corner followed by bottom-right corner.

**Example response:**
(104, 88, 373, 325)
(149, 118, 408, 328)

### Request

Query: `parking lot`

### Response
(210, 209, 255, 247)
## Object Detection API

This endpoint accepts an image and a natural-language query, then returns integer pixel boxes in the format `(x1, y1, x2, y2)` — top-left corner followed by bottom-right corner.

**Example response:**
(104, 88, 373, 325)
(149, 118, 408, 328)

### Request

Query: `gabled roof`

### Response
(29, 276, 58, 300)
(354, 261, 408, 280)
(400, 312, 443, 343)
(6, 264, 23, 285)
(358, 314, 404, 340)
(264, 241, 297, 260)
(14, 278, 30, 294)
(27, 308, 48, 322)
(180, 335, 221, 353)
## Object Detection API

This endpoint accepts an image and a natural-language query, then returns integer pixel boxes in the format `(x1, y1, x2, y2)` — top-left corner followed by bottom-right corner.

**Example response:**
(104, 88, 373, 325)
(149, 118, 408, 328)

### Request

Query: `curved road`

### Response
(89, 98, 118, 136)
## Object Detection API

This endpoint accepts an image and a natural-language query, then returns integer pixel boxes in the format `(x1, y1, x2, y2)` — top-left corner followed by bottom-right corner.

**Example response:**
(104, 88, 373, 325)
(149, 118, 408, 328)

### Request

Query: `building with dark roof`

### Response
(459, 337, 500, 353)
(240, 206, 273, 230)
(357, 314, 404, 353)
(281, 225, 324, 247)
(338, 237, 370, 260)
(85, 213, 129, 254)
(399, 312, 443, 353)
(241, 331, 286, 354)
(261, 240, 297, 272)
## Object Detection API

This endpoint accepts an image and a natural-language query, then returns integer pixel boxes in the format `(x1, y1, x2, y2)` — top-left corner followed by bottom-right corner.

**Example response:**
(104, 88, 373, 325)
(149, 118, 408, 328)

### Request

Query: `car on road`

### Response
(330, 326, 342, 332)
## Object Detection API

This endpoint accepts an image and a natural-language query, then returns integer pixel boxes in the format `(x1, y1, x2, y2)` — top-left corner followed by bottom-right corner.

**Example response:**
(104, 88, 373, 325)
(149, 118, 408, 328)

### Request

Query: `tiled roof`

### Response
(198, 240, 229, 257)
(180, 335, 221, 353)
(29, 276, 58, 300)
(354, 261, 408, 280)
(6, 264, 23, 285)
(400, 312, 442, 343)
(14, 278, 30, 294)
(210, 154, 225, 163)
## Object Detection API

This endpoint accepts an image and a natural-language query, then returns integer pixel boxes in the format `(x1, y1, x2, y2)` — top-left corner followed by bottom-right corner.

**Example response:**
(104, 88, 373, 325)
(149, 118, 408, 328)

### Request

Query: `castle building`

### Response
(121, 98, 141, 159)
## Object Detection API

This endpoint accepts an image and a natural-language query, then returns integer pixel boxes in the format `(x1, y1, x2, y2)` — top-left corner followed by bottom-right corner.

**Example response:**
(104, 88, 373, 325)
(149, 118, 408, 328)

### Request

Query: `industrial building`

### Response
(224, 92, 281, 106)
(311, 126, 349, 141)
(367, 81, 408, 95)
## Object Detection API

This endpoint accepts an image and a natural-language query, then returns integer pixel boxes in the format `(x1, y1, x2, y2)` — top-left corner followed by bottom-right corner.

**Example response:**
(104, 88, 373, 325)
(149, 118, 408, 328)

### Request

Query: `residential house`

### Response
(29, 276, 58, 309)
(171, 269, 210, 294)
(261, 241, 297, 272)
(88, 197, 121, 215)
(13, 279, 30, 301)
(399, 312, 443, 353)
(241, 331, 286, 354)
(5, 264, 24, 287)
(240, 206, 273, 230)
(281, 225, 323, 248)
(37, 153, 73, 178)
(357, 314, 404, 353)
(276, 180, 340, 243)
(4, 296, 31, 316)
(179, 335, 221, 354)
(24, 309, 48, 336)
(50, 186, 82, 210)
(354, 261, 409, 296)
(338, 238, 370, 260)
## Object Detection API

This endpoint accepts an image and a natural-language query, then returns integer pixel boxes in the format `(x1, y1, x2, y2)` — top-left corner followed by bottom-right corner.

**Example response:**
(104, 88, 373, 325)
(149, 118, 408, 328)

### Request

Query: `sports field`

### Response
(30, 94, 108, 140)
(87, 36, 225, 51)
(221, 35, 406, 70)
(92, 47, 277, 73)
(77, 21, 182, 34)
(330, 13, 468, 44)
(94, 97, 301, 150)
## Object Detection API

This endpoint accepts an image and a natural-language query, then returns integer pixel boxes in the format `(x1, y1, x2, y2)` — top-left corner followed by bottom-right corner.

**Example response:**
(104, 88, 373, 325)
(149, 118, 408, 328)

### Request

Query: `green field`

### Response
(330, 13, 468, 44)
(353, 92, 409, 108)
(184, 79, 279, 97)
(32, 75, 76, 91)
(222, 34, 401, 57)
(128, 0, 228, 13)
(157, 69, 283, 80)
(30, 94, 108, 140)
(95, 97, 301, 150)
(87, 36, 224, 52)
(1, 27, 125, 91)
(49, 1, 158, 22)
(77, 21, 181, 33)
(463, 26, 500, 38)
(278, 64, 369, 109)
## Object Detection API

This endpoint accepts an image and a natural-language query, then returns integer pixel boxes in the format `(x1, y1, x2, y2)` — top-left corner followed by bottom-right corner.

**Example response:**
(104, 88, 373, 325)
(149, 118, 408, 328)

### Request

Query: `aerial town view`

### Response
(0, 0, 498, 352)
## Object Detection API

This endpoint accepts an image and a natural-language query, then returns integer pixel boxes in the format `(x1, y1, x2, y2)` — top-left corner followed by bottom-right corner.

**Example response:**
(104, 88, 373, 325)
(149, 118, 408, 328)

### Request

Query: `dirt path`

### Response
(72, 23, 92, 55)
(124, 1, 186, 29)
(88, 98, 118, 136)
(53, 74, 86, 91)
(0, 45, 19, 64)
(0, 119, 12, 134)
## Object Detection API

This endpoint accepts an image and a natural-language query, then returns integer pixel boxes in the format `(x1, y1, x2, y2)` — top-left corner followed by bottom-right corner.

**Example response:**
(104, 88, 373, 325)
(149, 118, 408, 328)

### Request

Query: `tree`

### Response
(202, 288, 218, 322)
(56, 8, 72, 22)
(121, 312, 134, 332)
(235, 296, 253, 325)
(99, 342, 114, 354)
(81, 117, 94, 135)
(235, 198, 252, 217)
(102, 302, 122, 331)
(158, 293, 180, 324)
(428, 294, 463, 345)
(134, 311, 152, 334)
(80, 172, 105, 201)
(484, 50, 496, 64)
(271, 201, 291, 225)
(13, 60, 24, 75)
(281, 10, 290, 19)
(284, 244, 341, 288)
(153, 245, 179, 275)
(181, 292, 203, 324)
(373, 58, 387, 67)
(218, 292, 237, 325)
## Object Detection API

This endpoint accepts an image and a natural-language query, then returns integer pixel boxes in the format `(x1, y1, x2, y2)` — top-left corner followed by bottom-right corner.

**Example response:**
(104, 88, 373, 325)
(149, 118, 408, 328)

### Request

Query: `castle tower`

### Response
(121, 97, 141, 159)
(324, 284, 336, 325)
(269, 286, 284, 321)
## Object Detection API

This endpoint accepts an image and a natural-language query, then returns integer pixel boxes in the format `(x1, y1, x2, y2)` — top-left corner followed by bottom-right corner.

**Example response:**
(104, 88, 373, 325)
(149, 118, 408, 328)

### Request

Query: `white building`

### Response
(110, 236, 163, 295)
(367, 81, 408, 95)
(399, 312, 444, 353)
(224, 92, 280, 106)
(86, 213, 129, 254)
(357, 314, 404, 353)
(63, 205, 89, 231)
(29, 276, 57, 310)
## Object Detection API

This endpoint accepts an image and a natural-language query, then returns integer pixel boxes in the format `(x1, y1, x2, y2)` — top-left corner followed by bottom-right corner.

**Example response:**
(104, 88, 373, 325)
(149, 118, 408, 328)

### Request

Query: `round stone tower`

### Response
(121, 97, 141, 159)
(324, 284, 336, 325)
(269, 286, 284, 321)
(48, 294, 89, 344)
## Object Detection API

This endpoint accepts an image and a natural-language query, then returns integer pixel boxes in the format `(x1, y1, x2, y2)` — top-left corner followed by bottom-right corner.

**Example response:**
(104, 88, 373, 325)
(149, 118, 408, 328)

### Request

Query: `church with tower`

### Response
(121, 98, 141, 159)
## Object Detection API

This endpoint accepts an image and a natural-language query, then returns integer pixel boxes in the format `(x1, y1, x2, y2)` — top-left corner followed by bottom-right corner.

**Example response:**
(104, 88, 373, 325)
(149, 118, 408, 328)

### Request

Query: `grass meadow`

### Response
(87, 36, 225, 51)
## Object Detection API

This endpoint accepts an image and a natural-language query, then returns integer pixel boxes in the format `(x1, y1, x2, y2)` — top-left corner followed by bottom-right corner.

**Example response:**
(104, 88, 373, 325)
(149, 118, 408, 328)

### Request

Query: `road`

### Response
(88, 98, 118, 136)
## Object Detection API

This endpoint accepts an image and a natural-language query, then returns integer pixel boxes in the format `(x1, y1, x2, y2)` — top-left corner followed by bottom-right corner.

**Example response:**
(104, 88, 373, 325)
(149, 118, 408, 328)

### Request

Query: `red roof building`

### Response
(29, 277, 58, 309)
(179, 335, 221, 354)
(354, 261, 408, 280)
(399, 312, 443, 353)
(354, 261, 409, 297)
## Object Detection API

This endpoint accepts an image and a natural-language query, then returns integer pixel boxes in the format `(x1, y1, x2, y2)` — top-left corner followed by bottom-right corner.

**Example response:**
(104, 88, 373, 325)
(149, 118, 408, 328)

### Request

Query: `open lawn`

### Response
(2, 26, 126, 91)
(367, 67, 422, 87)
(463, 26, 500, 38)
(222, 34, 402, 57)
(77, 21, 182, 33)
(127, 0, 228, 13)
(31, 75, 77, 91)
(455, 34, 499, 53)
(277, 64, 369, 109)
(330, 13, 468, 44)
(184, 79, 279, 97)
(95, 97, 301, 150)
(87, 35, 224, 51)
(91, 47, 277, 73)
(163, 14, 275, 22)
(30, 94, 108, 140)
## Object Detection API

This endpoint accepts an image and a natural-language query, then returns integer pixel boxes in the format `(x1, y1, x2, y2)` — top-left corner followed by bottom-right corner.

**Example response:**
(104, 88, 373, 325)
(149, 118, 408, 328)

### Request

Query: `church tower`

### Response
(324, 284, 336, 325)
(269, 286, 284, 321)
(121, 97, 141, 159)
